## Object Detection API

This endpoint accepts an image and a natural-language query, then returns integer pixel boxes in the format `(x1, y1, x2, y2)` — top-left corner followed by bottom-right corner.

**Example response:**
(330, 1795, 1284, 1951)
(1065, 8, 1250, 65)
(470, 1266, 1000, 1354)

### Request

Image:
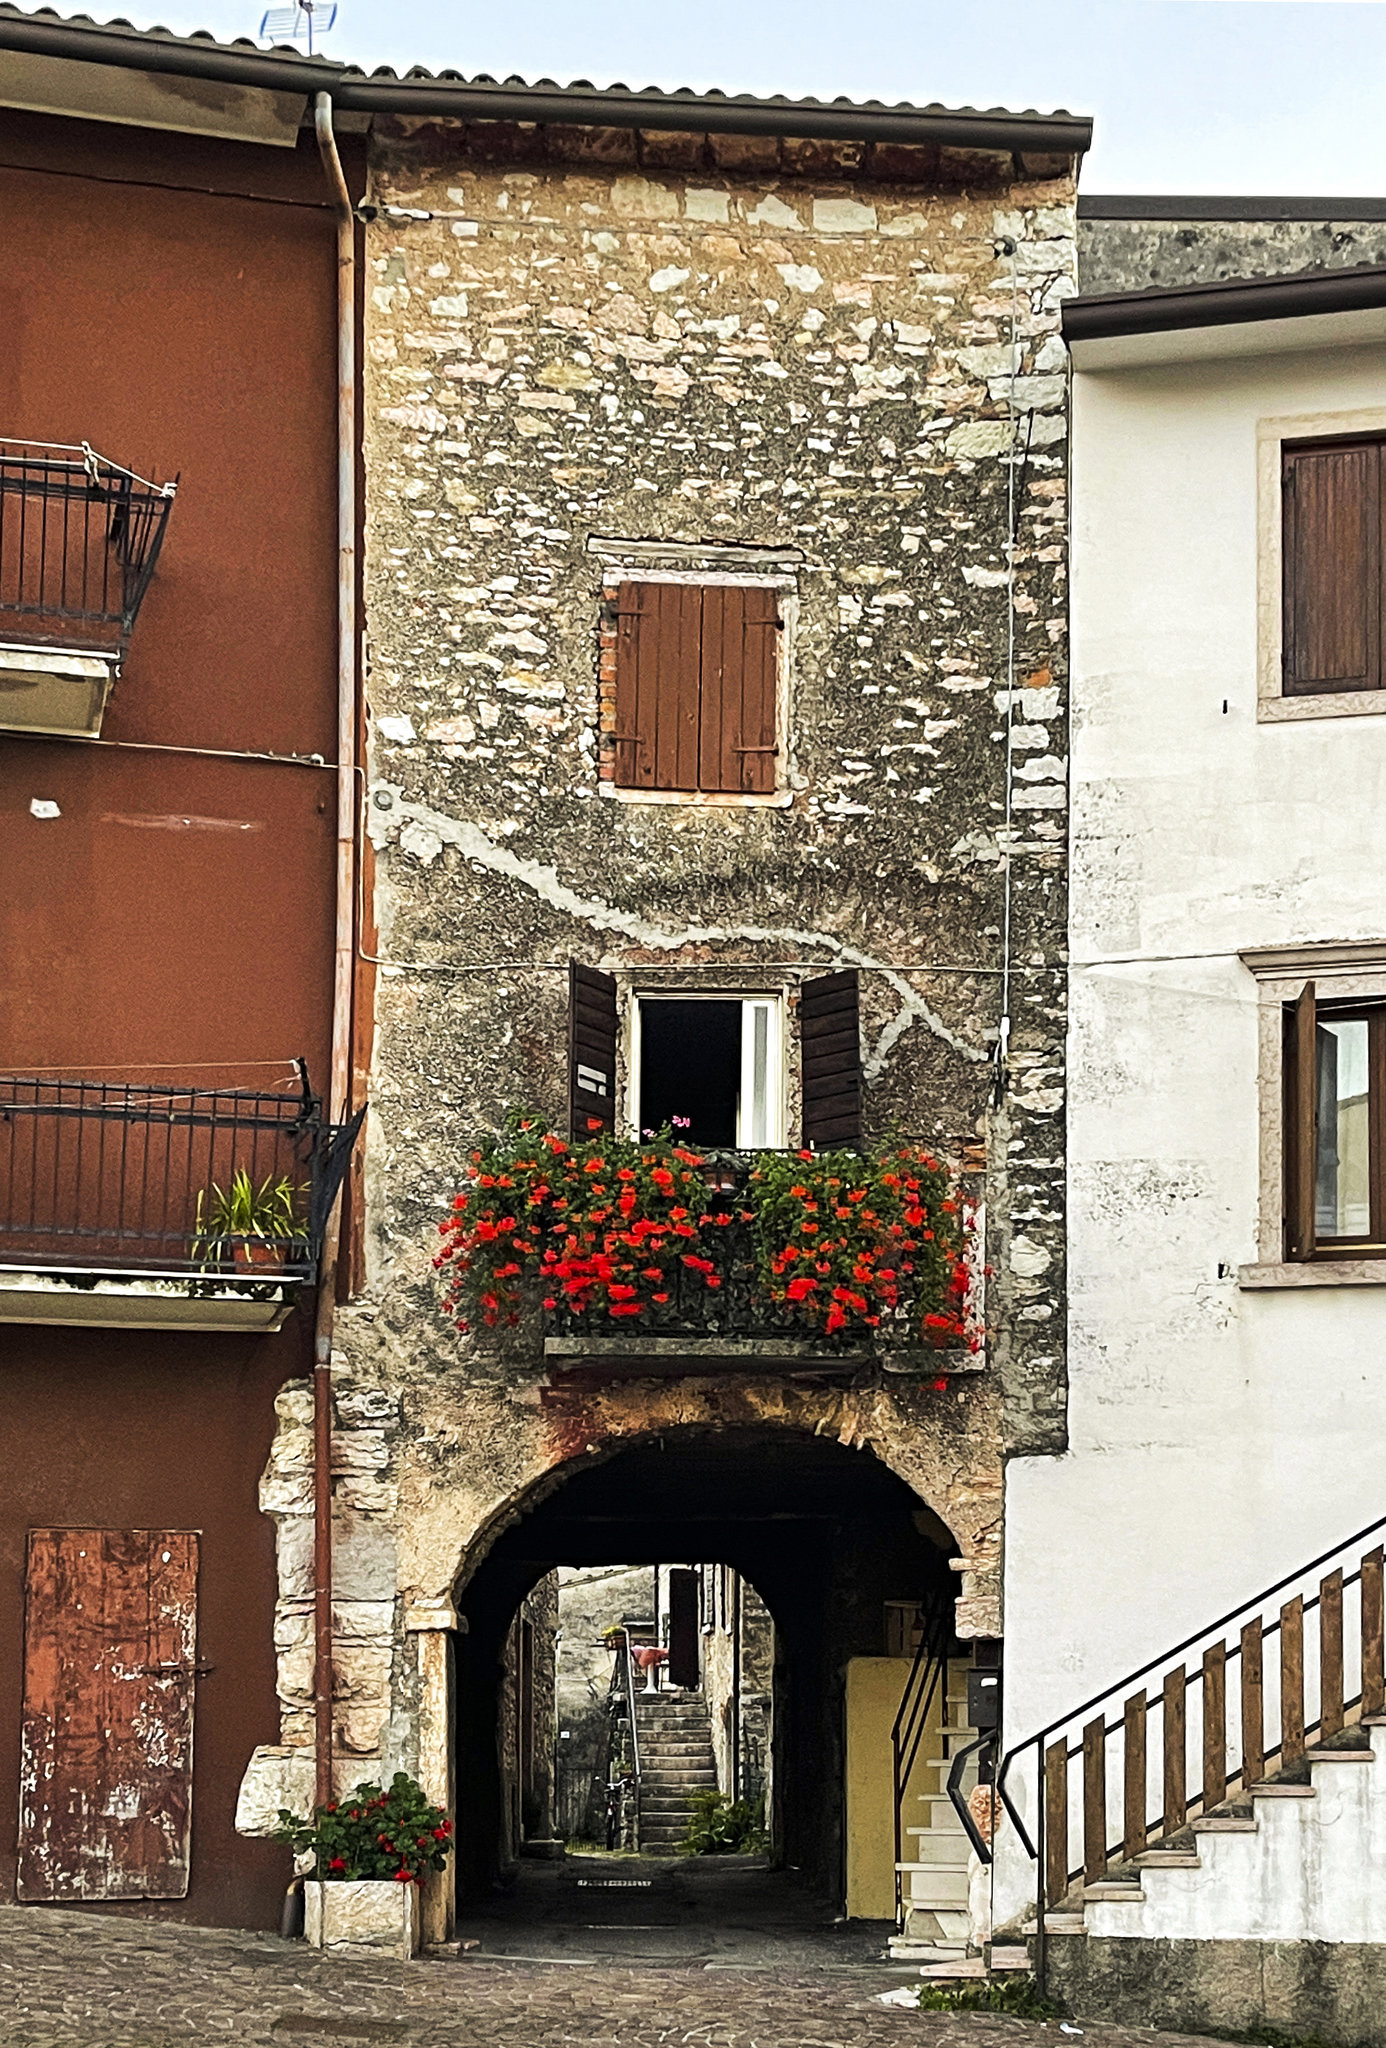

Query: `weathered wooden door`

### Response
(18, 1528, 200, 1900)
(667, 1568, 701, 1690)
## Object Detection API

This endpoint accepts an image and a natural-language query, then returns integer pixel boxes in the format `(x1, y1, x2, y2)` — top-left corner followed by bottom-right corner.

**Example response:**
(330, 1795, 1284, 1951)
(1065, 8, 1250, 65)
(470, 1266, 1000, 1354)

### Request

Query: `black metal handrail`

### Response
(0, 439, 176, 655)
(0, 1066, 362, 1286)
(890, 1595, 955, 1928)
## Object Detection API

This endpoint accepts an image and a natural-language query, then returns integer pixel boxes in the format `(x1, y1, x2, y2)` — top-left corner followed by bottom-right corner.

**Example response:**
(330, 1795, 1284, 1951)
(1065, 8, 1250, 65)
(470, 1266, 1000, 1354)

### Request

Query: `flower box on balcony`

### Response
(436, 1121, 980, 1367)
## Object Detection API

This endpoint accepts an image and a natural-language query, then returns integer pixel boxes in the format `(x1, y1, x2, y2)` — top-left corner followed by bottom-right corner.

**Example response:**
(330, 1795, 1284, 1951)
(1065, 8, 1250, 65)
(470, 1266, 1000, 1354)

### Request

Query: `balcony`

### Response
(0, 1070, 362, 1332)
(436, 1133, 982, 1383)
(0, 438, 176, 737)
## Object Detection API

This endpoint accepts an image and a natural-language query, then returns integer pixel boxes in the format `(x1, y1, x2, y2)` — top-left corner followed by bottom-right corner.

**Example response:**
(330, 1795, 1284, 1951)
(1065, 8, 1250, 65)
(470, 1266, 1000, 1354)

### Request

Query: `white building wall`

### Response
(1000, 337, 1386, 1908)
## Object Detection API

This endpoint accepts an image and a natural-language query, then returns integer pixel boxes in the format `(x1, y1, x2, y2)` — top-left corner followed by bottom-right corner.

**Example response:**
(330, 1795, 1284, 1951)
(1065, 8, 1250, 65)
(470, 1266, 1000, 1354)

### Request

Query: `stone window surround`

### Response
(1257, 402, 1386, 724)
(1241, 938, 1386, 1286)
(589, 538, 800, 807)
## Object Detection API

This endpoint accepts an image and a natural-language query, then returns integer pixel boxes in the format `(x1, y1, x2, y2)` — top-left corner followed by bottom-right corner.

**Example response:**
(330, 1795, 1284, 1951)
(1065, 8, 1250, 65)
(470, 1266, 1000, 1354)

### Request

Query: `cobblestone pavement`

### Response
(0, 1903, 1226, 2048)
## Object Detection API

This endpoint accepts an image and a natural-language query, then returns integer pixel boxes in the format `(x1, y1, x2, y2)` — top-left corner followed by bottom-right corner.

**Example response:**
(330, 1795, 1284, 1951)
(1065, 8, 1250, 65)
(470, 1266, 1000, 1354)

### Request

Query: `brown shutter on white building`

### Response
(569, 962, 618, 1139)
(800, 969, 862, 1148)
(18, 1528, 200, 1901)
(1283, 441, 1384, 695)
(1286, 978, 1318, 1261)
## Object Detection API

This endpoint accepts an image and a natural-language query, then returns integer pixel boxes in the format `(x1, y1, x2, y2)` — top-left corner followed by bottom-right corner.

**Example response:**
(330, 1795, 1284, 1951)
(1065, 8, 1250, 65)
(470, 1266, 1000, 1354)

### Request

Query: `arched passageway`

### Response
(451, 1426, 959, 1912)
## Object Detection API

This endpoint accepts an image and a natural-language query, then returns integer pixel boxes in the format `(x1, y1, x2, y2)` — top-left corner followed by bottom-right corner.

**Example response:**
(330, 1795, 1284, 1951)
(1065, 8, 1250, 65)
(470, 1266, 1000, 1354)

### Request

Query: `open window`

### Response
(566, 966, 862, 1151)
(613, 581, 780, 795)
(1284, 980, 1386, 1258)
(632, 996, 784, 1148)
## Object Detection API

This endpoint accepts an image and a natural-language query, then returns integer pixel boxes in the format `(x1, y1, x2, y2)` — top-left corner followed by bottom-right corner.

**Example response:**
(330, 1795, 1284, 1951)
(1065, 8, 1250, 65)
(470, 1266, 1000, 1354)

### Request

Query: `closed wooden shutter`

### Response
(615, 581, 701, 791)
(19, 1529, 199, 1901)
(699, 585, 780, 795)
(800, 969, 862, 1148)
(569, 962, 618, 1139)
(614, 581, 780, 793)
(1283, 440, 1384, 695)
(1285, 979, 1318, 1261)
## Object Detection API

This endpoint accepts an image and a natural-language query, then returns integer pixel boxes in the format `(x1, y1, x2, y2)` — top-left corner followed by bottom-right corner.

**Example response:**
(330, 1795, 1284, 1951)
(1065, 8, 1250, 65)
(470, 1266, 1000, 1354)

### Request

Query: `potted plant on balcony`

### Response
(192, 1168, 307, 1275)
(273, 1772, 452, 1960)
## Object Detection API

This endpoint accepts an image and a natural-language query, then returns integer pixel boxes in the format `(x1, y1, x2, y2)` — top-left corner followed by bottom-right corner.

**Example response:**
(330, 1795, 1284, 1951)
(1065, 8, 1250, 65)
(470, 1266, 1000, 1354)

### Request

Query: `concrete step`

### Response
(906, 1877, 970, 1913)
(903, 1832, 971, 1865)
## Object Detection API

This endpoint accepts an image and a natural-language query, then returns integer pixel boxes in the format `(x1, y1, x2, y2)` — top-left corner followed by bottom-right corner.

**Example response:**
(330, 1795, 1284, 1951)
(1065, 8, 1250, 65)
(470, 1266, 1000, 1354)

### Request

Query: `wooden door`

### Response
(667, 1568, 701, 1690)
(18, 1528, 200, 1900)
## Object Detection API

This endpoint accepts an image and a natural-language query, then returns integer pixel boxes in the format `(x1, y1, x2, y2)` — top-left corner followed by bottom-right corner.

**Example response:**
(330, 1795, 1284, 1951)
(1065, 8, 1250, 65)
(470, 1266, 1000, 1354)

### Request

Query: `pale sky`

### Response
(100, 0, 1386, 196)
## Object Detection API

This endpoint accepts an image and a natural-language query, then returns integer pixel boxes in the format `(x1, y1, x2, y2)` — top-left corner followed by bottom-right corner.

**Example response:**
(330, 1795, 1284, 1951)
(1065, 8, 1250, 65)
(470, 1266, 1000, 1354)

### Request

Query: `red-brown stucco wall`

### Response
(0, 112, 346, 1928)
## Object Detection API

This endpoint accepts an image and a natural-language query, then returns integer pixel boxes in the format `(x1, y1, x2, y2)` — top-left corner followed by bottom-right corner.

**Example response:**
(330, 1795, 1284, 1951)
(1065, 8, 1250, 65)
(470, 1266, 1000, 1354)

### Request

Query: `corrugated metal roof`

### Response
(0, 4, 1092, 152)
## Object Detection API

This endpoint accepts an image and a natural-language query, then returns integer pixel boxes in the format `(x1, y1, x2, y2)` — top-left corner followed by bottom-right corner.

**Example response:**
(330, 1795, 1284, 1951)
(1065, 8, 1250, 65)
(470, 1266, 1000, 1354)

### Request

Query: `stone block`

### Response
(545, 125, 637, 166)
(236, 1743, 315, 1836)
(305, 1879, 420, 1961)
(938, 146, 1013, 186)
(708, 132, 779, 173)
(812, 197, 878, 234)
(610, 176, 679, 220)
(780, 137, 864, 178)
(866, 143, 941, 184)
(334, 1514, 398, 1602)
(637, 130, 707, 172)
(336, 1386, 401, 1427)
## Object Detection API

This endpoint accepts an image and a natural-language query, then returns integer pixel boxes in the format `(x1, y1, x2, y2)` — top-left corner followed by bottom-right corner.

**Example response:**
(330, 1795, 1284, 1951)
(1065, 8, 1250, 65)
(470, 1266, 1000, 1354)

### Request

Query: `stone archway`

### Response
(432, 1411, 992, 1914)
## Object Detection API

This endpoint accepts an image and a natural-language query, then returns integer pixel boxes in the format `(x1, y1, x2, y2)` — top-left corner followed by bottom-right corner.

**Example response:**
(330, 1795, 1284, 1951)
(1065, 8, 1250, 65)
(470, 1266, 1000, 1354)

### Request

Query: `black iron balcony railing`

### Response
(0, 439, 176, 656)
(0, 1068, 362, 1288)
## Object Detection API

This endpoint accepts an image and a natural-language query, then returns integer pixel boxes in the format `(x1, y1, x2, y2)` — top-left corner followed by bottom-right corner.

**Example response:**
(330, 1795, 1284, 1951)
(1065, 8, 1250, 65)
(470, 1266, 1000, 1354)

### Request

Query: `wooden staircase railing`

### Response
(998, 1512, 1386, 1974)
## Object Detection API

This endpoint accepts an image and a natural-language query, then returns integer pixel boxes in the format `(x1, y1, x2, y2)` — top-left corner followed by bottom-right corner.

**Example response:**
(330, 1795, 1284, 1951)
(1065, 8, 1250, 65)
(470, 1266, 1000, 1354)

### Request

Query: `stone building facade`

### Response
(239, 102, 1080, 1930)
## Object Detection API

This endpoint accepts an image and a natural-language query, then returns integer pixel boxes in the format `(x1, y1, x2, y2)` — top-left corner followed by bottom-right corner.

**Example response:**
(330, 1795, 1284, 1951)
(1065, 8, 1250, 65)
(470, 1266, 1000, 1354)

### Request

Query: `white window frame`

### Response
(627, 991, 786, 1147)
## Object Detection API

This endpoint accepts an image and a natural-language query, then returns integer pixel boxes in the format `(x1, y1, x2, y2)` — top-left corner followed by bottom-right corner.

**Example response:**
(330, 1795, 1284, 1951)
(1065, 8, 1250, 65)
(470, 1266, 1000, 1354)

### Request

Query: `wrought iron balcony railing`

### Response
(0, 439, 176, 656)
(0, 1068, 362, 1289)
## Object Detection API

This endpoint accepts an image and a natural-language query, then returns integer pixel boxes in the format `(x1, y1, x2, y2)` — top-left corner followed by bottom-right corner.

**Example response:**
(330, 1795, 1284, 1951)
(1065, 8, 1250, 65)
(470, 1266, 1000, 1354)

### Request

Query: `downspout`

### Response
(313, 90, 358, 1811)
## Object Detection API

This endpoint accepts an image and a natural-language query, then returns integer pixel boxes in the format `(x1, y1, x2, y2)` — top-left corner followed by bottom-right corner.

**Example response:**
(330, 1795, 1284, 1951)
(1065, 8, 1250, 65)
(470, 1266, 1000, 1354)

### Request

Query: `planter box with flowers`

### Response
(434, 1118, 981, 1373)
(274, 1772, 452, 1961)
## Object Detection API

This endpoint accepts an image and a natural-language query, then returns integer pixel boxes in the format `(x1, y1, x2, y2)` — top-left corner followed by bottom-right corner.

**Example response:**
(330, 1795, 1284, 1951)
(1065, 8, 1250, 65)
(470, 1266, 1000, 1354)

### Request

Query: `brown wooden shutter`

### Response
(569, 962, 618, 1139)
(699, 585, 780, 795)
(800, 969, 862, 1148)
(1283, 441, 1384, 695)
(19, 1528, 199, 1901)
(1286, 979, 1318, 1261)
(667, 1568, 701, 1690)
(615, 581, 701, 791)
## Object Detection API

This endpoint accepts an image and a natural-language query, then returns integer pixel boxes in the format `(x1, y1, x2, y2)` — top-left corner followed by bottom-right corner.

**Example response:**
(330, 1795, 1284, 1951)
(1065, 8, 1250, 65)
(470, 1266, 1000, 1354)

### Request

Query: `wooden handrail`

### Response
(999, 1514, 1386, 1961)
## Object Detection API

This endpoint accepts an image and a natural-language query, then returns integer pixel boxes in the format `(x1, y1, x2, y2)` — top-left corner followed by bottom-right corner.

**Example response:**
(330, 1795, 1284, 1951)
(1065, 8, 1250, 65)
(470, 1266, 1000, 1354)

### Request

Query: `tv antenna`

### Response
(259, 2, 337, 53)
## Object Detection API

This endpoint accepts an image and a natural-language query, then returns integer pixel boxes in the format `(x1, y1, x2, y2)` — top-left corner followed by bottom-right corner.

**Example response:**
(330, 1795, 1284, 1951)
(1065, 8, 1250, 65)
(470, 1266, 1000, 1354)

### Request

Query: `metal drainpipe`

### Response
(312, 90, 358, 1811)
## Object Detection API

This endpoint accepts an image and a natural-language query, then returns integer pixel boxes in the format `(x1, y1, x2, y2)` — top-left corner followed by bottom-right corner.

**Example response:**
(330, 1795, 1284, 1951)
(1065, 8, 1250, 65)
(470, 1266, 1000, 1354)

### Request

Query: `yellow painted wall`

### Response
(844, 1656, 943, 1920)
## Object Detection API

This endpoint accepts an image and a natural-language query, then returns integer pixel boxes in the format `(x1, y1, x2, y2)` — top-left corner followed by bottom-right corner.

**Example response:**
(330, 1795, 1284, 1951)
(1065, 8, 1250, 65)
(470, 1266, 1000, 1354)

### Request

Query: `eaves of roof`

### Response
(1063, 261, 1386, 346)
(0, 5, 1093, 154)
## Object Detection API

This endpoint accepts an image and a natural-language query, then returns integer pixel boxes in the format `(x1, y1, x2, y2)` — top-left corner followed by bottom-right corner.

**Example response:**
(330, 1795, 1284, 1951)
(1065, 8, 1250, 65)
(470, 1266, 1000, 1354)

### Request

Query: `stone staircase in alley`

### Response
(891, 1656, 982, 1961)
(634, 1689, 720, 1854)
